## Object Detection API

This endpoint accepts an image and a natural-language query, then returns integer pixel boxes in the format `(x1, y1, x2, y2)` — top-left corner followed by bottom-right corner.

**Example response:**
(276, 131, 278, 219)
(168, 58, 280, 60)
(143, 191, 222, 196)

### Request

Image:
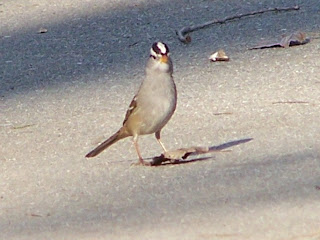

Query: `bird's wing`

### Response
(122, 95, 138, 125)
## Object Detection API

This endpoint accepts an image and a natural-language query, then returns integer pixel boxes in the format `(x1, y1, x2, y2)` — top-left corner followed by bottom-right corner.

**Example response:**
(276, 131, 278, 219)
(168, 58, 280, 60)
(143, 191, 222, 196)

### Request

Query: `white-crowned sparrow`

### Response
(86, 42, 177, 165)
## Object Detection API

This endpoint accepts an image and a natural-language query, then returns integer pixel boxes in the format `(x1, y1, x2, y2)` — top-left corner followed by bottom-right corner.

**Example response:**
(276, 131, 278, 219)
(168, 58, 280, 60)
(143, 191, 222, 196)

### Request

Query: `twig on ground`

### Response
(176, 6, 300, 43)
(213, 112, 233, 116)
(272, 101, 309, 104)
(12, 124, 35, 129)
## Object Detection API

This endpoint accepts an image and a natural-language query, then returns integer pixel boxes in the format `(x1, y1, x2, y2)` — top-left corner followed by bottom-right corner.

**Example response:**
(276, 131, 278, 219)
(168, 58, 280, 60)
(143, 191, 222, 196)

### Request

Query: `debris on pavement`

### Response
(272, 101, 309, 105)
(249, 31, 310, 49)
(209, 49, 229, 62)
(12, 124, 36, 129)
(150, 138, 253, 166)
(37, 27, 48, 34)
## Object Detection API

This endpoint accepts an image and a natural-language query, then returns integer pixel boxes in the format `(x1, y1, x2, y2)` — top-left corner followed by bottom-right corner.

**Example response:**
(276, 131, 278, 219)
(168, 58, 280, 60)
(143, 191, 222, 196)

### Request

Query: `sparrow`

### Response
(86, 42, 177, 165)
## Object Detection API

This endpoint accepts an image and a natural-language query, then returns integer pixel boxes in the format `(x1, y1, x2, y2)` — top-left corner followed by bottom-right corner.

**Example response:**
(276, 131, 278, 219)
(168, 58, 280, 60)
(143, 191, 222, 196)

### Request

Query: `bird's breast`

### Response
(137, 81, 176, 134)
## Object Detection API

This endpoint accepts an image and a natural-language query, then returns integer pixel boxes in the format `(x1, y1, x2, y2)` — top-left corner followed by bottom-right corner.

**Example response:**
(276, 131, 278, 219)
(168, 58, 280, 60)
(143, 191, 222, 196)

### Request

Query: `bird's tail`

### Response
(85, 129, 128, 158)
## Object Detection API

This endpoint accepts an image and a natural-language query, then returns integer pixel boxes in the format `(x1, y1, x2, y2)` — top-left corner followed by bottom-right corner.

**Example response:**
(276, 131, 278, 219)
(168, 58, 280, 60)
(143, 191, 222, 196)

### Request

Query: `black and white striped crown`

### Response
(150, 42, 169, 57)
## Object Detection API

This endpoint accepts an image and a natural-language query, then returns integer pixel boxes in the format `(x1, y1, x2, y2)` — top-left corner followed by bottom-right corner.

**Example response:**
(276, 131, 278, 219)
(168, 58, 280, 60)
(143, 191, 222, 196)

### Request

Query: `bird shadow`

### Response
(149, 138, 253, 166)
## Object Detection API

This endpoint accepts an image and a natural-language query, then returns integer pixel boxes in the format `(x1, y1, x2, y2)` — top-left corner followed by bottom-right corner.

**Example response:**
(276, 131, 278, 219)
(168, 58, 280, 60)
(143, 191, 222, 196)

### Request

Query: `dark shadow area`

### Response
(1, 0, 319, 99)
(208, 137, 253, 151)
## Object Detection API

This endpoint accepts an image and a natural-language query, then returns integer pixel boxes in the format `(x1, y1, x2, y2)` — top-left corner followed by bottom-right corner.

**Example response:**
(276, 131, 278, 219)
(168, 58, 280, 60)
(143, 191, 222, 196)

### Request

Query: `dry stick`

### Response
(177, 6, 300, 43)
(272, 101, 309, 104)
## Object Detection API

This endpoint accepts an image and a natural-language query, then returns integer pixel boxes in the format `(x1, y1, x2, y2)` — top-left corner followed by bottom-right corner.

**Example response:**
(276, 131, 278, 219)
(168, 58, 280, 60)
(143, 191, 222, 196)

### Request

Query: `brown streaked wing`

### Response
(122, 95, 137, 125)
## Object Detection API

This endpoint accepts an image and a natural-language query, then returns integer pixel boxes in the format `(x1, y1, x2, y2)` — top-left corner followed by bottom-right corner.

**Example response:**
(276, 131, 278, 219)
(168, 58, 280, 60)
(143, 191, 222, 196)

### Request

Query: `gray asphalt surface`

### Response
(1, 0, 320, 239)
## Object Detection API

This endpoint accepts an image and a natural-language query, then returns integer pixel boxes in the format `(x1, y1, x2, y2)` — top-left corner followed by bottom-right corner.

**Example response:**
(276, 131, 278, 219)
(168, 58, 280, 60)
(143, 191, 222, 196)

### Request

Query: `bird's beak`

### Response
(160, 55, 168, 63)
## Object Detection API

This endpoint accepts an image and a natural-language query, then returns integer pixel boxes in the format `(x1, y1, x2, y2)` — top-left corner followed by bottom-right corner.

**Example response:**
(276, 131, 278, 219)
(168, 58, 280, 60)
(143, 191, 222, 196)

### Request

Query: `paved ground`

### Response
(1, 0, 320, 239)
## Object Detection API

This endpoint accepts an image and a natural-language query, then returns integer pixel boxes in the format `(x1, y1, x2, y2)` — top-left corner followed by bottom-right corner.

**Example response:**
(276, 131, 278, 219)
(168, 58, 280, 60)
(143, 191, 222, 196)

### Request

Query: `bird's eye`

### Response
(150, 54, 156, 59)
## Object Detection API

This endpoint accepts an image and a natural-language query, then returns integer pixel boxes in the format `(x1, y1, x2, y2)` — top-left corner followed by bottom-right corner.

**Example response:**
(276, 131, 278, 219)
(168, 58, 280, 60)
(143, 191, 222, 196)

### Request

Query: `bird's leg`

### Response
(132, 135, 150, 166)
(155, 131, 167, 152)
